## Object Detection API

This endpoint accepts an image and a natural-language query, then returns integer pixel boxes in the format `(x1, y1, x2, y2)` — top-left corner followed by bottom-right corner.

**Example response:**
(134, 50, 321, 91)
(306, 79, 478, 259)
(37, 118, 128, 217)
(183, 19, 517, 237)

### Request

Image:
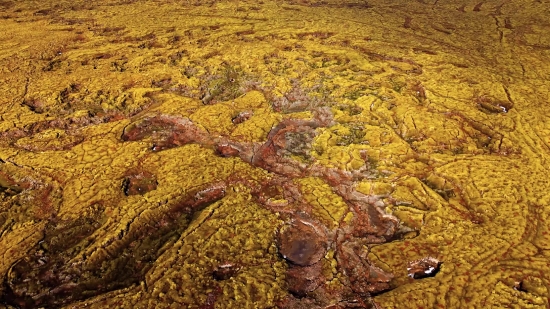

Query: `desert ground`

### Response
(1, 0, 550, 308)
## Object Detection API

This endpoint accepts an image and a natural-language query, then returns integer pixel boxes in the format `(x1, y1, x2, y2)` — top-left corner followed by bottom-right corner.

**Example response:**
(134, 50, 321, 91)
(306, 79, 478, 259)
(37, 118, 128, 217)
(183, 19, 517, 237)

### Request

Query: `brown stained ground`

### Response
(1, 0, 550, 308)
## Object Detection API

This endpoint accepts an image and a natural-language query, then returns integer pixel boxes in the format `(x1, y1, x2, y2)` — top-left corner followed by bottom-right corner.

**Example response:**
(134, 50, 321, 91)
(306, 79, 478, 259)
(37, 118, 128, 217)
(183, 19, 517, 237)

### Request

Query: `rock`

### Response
(277, 218, 328, 266)
(122, 170, 157, 196)
(407, 257, 441, 279)
(286, 262, 323, 297)
(212, 262, 241, 281)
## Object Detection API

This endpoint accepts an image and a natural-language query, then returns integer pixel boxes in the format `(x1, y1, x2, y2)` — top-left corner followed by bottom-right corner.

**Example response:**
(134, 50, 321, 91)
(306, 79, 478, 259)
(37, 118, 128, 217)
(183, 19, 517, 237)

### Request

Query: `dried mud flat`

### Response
(1, 0, 550, 308)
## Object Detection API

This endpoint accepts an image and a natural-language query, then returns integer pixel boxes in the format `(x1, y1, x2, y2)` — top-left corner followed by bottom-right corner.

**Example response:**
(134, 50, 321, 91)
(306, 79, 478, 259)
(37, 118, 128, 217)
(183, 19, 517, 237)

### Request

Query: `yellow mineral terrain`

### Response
(1, 0, 549, 308)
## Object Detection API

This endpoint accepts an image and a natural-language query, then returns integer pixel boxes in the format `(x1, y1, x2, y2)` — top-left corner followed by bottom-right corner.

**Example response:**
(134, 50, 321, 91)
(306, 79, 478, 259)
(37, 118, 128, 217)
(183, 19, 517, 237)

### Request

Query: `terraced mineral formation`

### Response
(1, 0, 550, 308)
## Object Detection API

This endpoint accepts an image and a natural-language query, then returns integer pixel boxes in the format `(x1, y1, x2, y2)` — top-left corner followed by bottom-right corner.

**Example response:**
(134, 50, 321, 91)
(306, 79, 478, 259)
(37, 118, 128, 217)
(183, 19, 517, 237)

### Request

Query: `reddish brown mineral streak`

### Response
(120, 108, 399, 307)
(121, 115, 214, 150)
(215, 143, 241, 157)
(0, 172, 26, 193)
(0, 111, 125, 152)
(170, 183, 226, 215)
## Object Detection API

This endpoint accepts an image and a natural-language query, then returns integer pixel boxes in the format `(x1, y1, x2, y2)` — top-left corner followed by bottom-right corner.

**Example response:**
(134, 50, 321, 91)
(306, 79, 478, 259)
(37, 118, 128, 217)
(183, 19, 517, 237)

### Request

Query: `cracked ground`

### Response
(1, 0, 550, 308)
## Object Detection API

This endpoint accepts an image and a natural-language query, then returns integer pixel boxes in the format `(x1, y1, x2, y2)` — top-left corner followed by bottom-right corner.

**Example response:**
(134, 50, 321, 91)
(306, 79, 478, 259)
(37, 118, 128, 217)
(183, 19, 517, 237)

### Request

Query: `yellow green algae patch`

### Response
(296, 177, 349, 229)
(1, 0, 550, 308)
(312, 123, 372, 171)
